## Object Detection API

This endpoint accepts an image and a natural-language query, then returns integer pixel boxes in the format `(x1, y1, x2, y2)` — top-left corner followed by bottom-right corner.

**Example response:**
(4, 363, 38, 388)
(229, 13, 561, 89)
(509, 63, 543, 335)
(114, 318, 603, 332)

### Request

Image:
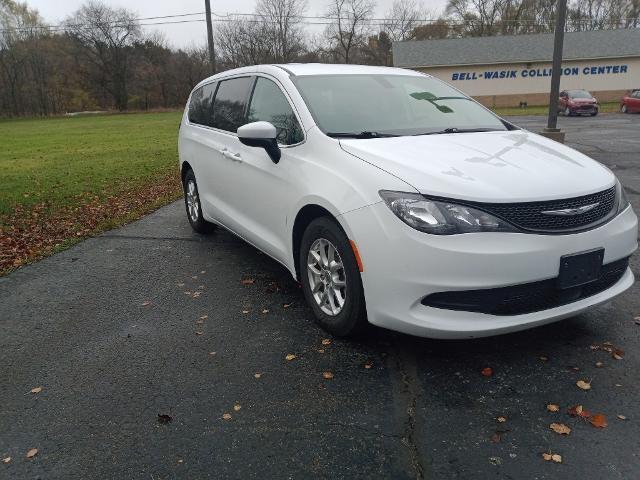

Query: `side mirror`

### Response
(237, 121, 281, 164)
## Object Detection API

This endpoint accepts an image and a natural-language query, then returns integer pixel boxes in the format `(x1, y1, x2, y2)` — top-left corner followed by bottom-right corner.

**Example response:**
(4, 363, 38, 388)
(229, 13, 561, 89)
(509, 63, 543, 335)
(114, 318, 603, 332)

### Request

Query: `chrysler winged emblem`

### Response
(541, 202, 600, 216)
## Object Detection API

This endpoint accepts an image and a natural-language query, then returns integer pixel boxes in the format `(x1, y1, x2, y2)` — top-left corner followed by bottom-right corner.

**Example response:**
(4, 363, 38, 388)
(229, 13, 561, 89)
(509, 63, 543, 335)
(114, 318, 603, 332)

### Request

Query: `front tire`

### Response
(621, 104, 628, 114)
(299, 217, 367, 337)
(564, 107, 572, 116)
(183, 169, 216, 234)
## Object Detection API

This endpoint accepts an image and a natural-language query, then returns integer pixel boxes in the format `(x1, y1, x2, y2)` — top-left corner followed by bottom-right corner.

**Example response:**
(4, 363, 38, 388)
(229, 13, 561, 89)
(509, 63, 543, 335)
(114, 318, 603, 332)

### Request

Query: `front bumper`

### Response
(340, 202, 638, 339)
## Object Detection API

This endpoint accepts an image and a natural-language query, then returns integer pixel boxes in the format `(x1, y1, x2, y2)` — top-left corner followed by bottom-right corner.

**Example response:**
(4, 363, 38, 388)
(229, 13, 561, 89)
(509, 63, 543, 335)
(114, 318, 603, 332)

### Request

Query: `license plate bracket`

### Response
(558, 248, 604, 289)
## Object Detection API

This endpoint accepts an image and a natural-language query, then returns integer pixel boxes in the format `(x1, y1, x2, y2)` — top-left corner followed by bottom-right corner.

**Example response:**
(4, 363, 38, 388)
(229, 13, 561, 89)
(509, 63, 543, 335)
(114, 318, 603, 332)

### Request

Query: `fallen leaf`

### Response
(241, 278, 255, 285)
(595, 361, 604, 368)
(542, 452, 562, 463)
(30, 386, 43, 394)
(222, 413, 232, 420)
(317, 349, 325, 354)
(547, 404, 560, 412)
(576, 379, 591, 390)
(550, 422, 571, 435)
(323, 371, 334, 379)
(195, 331, 204, 336)
(200, 315, 208, 320)
(200, 270, 206, 274)
(321, 338, 332, 346)
(481, 367, 493, 377)
(141, 301, 151, 306)
(496, 416, 507, 423)
(191, 276, 198, 280)
(571, 366, 580, 371)
(589, 414, 608, 428)
(283, 303, 292, 308)
(568, 405, 591, 418)
(539, 356, 549, 361)
(177, 458, 184, 464)
(590, 344, 600, 351)
(192, 292, 201, 298)
(254, 373, 262, 379)
(490, 432, 501, 443)
(176, 283, 185, 287)
(2, 457, 11, 464)
(285, 354, 296, 361)
(233, 404, 241, 412)
(634, 316, 640, 325)
(612, 349, 624, 360)
(242, 310, 249, 314)
(157, 414, 172, 424)
(196, 320, 204, 325)
(209, 351, 217, 356)
(617, 414, 627, 420)
(364, 361, 373, 369)
(184, 291, 192, 295)
(261, 309, 269, 314)
(25, 449, 38, 459)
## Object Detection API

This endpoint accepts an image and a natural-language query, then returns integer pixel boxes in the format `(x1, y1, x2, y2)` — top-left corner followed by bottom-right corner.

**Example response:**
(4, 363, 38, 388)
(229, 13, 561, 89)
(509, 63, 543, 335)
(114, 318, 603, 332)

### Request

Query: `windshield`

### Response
(293, 74, 507, 137)
(568, 90, 592, 99)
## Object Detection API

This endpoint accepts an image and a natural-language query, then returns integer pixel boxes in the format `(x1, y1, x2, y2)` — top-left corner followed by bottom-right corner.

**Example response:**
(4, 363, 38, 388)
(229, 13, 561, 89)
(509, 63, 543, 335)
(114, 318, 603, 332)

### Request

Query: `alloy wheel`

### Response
(186, 179, 199, 222)
(307, 238, 347, 316)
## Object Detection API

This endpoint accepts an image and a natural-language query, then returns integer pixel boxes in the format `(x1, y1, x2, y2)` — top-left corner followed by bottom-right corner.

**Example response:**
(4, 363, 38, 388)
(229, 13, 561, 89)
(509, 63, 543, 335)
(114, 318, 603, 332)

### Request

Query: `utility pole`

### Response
(542, 0, 567, 143)
(205, 0, 216, 75)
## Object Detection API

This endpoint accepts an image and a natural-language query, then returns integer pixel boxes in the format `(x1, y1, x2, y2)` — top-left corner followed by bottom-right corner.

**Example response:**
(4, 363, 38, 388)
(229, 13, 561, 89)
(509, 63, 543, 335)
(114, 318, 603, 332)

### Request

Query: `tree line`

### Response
(1, 0, 638, 117)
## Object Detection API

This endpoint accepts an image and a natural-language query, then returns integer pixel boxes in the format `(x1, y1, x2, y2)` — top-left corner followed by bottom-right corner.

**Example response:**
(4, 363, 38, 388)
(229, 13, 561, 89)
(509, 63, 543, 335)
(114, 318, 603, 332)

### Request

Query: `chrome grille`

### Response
(475, 186, 616, 232)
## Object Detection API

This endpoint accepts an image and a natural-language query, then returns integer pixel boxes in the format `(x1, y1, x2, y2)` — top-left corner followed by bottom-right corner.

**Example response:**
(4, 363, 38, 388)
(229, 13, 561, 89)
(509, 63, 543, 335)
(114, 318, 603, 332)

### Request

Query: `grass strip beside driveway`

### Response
(0, 112, 184, 274)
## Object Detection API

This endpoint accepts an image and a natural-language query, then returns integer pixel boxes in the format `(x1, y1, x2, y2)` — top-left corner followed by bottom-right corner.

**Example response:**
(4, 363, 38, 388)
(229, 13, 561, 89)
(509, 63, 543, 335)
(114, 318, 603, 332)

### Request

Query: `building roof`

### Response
(393, 29, 640, 68)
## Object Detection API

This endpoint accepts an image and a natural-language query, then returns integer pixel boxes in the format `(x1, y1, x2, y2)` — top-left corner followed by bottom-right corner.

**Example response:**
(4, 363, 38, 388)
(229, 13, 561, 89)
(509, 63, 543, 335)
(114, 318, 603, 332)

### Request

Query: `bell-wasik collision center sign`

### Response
(452, 64, 629, 81)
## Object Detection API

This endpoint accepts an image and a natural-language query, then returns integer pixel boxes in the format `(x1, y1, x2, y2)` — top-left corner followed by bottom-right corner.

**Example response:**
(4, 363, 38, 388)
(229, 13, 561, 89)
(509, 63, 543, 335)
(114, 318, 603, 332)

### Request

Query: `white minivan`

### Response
(178, 64, 637, 339)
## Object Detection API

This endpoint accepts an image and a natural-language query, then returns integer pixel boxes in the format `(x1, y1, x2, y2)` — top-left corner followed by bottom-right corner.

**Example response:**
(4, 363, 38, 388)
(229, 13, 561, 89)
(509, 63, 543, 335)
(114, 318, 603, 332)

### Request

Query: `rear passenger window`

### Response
(211, 77, 253, 132)
(248, 77, 304, 145)
(188, 82, 216, 126)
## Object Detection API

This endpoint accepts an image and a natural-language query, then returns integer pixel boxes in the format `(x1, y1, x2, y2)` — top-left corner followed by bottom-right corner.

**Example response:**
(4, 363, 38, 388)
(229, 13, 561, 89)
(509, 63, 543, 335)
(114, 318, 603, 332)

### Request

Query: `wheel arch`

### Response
(291, 203, 350, 281)
(181, 161, 193, 183)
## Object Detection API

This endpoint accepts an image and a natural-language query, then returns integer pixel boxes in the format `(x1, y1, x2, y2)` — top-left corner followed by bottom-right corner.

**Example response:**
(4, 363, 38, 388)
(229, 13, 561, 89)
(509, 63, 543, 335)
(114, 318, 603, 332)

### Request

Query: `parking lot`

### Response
(1, 113, 639, 479)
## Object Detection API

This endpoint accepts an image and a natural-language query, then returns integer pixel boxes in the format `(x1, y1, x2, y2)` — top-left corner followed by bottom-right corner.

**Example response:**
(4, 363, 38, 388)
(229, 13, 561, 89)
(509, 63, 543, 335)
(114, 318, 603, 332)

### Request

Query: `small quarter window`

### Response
(188, 82, 216, 126)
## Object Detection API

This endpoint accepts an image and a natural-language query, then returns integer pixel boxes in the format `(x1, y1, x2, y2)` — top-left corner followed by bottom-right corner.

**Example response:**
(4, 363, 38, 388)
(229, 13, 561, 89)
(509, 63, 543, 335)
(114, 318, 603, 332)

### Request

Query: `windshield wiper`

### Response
(326, 131, 399, 139)
(413, 127, 502, 136)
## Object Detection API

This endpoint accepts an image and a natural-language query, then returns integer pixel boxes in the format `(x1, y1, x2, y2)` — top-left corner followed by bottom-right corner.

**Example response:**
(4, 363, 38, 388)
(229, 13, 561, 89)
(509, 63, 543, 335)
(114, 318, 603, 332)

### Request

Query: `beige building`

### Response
(393, 29, 640, 108)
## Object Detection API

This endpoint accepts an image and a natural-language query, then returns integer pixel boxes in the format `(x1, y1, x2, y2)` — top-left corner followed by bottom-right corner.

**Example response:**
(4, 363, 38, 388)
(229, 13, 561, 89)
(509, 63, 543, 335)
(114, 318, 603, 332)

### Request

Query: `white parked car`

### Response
(178, 64, 637, 339)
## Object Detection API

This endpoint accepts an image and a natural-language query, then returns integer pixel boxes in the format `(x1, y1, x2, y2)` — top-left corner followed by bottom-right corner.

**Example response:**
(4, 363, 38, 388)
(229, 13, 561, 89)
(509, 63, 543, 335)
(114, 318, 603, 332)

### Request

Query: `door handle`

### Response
(223, 151, 243, 162)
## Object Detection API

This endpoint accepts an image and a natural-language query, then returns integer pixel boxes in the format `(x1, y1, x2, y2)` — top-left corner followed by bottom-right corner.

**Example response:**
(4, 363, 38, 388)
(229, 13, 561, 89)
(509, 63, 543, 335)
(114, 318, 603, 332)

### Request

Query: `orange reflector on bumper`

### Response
(349, 240, 364, 272)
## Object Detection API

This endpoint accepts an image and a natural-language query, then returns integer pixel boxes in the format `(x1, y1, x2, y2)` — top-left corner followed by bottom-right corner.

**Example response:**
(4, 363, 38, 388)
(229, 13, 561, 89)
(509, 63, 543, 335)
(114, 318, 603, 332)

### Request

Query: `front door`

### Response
(225, 75, 306, 264)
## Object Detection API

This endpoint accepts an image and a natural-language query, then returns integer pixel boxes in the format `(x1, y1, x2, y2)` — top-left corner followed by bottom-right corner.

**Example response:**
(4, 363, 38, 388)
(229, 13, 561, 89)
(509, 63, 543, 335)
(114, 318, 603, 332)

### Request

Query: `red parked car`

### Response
(559, 89, 598, 116)
(620, 89, 640, 113)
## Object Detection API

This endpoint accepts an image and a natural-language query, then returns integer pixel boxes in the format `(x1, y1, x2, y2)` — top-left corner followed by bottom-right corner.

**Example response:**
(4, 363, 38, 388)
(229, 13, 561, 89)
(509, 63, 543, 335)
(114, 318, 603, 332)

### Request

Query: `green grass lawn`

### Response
(0, 111, 184, 274)
(493, 101, 620, 117)
(0, 111, 183, 216)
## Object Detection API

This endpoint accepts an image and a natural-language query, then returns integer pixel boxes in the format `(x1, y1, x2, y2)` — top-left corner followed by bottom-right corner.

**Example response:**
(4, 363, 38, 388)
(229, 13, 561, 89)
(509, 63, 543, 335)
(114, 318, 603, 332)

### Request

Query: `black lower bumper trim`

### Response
(422, 257, 629, 316)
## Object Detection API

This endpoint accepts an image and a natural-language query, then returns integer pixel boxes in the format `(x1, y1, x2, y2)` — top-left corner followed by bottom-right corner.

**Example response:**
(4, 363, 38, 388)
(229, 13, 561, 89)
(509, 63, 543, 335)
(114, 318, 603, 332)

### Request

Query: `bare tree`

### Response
(324, 0, 376, 63)
(384, 0, 426, 41)
(65, 1, 141, 111)
(256, 0, 307, 62)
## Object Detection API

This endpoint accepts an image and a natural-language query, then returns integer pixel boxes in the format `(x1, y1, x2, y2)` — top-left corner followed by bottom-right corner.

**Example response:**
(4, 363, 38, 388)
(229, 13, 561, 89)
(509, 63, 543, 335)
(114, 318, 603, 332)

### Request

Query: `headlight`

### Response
(379, 191, 518, 235)
(615, 178, 629, 214)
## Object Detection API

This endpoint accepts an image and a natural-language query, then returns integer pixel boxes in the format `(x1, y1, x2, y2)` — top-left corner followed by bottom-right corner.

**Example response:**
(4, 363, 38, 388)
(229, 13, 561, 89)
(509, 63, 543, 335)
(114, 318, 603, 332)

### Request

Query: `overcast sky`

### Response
(25, 0, 448, 49)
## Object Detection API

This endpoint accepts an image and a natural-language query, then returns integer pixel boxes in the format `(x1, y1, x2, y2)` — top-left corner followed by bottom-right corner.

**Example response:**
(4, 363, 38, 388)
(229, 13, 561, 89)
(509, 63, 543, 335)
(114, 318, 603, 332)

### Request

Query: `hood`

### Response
(339, 130, 615, 203)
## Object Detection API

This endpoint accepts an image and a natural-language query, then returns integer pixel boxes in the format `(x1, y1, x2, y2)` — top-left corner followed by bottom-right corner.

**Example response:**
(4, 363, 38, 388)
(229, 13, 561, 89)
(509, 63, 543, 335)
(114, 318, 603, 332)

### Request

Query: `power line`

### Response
(1, 9, 638, 34)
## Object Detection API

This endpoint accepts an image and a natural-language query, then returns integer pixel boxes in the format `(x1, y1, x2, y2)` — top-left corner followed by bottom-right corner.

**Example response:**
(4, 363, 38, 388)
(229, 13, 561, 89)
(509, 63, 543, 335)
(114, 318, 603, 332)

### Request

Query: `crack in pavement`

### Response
(387, 339, 425, 480)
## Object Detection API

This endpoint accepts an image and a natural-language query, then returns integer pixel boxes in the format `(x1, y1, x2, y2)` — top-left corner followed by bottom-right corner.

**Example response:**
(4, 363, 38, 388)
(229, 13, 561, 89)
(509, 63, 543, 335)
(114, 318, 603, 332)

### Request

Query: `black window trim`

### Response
(186, 74, 254, 137)
(246, 73, 307, 148)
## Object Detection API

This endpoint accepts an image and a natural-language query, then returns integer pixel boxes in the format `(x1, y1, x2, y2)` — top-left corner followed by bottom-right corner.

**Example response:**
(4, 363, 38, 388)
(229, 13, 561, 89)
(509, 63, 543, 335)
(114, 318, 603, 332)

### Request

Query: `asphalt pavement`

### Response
(1, 113, 639, 479)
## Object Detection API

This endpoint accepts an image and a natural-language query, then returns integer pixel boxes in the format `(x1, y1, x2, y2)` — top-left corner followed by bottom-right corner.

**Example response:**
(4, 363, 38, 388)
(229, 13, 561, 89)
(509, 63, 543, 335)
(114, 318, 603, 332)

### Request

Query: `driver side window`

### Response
(247, 77, 304, 146)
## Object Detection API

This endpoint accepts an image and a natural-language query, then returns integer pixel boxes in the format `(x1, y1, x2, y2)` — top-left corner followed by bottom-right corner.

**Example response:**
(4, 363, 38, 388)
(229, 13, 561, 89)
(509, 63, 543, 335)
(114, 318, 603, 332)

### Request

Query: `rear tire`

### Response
(183, 169, 216, 234)
(299, 217, 367, 337)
